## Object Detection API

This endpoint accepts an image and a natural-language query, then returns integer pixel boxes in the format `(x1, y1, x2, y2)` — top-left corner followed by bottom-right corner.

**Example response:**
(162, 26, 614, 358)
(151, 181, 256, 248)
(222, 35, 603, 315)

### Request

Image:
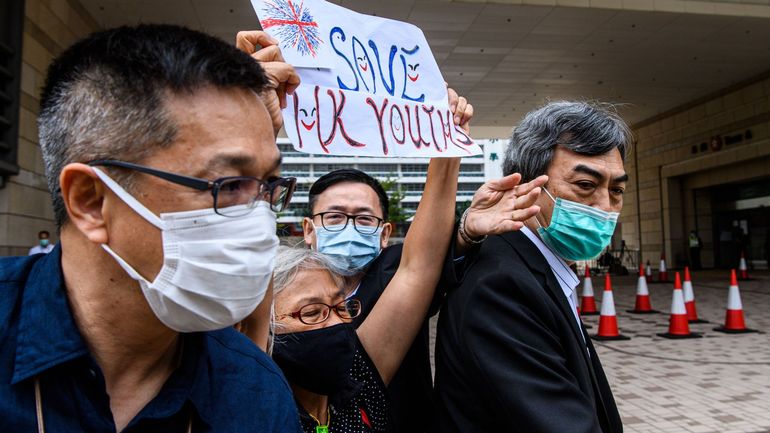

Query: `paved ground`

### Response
(430, 269, 770, 433)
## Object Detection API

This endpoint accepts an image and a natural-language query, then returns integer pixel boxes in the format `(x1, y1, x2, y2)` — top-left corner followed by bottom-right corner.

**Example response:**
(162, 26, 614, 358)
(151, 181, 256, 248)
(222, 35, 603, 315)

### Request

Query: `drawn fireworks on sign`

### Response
(260, 0, 322, 57)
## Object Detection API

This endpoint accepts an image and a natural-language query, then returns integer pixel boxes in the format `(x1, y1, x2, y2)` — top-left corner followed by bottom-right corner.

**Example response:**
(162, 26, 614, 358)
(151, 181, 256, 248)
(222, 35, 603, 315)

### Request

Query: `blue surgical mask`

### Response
(314, 223, 382, 271)
(39, 239, 50, 247)
(536, 188, 619, 261)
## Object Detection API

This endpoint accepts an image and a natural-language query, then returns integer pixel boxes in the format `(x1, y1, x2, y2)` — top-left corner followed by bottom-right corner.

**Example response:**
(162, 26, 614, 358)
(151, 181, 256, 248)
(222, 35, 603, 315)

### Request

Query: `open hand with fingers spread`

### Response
(457, 174, 549, 252)
(235, 30, 301, 135)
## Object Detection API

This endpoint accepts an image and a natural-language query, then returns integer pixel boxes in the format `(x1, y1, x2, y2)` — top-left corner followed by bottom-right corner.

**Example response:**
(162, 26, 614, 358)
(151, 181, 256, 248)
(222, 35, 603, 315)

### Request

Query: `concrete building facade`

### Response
(622, 74, 770, 270)
(0, 0, 98, 256)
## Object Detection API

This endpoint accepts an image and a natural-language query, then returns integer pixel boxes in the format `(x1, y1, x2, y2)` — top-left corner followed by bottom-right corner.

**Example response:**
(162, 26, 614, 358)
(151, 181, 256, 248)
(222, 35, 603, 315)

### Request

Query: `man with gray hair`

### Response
(0, 25, 301, 432)
(434, 101, 630, 433)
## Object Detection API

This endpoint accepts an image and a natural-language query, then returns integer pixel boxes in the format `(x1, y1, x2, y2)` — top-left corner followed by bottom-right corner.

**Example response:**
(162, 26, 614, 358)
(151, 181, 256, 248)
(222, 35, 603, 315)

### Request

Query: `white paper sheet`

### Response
(252, 0, 482, 158)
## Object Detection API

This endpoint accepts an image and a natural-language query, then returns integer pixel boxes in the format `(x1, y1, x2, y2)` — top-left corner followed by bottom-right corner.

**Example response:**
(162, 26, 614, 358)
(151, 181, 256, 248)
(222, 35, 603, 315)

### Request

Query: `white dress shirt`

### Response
(520, 227, 585, 341)
(28, 244, 55, 255)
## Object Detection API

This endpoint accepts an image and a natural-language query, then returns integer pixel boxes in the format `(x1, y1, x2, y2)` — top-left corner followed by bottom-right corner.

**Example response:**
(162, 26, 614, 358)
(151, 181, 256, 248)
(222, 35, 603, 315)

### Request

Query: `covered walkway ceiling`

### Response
(80, 0, 770, 136)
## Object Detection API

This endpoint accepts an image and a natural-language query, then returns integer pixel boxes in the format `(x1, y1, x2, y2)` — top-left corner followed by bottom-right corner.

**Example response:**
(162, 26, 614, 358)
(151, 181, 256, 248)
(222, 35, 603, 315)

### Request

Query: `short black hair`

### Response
(40, 24, 268, 113)
(38, 231, 50, 237)
(39, 24, 269, 226)
(309, 169, 389, 220)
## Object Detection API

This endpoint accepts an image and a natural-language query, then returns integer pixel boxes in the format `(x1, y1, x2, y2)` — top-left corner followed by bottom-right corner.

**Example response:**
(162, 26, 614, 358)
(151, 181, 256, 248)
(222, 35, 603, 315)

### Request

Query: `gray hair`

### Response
(37, 24, 269, 227)
(502, 101, 633, 181)
(39, 69, 177, 226)
(269, 246, 350, 354)
(272, 245, 350, 296)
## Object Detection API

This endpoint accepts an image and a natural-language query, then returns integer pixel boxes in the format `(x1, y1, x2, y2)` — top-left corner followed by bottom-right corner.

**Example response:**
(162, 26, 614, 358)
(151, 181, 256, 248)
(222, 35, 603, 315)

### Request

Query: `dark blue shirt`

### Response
(0, 246, 302, 433)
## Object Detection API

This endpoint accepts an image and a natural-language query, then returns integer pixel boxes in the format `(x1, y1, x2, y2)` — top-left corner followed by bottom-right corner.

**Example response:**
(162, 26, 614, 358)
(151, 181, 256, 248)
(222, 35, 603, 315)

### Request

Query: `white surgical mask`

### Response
(92, 167, 278, 332)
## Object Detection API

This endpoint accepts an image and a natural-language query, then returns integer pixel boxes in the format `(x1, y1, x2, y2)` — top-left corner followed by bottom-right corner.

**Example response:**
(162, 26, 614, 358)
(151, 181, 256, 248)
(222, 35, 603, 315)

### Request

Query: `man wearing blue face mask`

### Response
(28, 231, 55, 255)
(301, 158, 438, 433)
(434, 101, 631, 433)
(299, 88, 539, 433)
(305, 170, 392, 274)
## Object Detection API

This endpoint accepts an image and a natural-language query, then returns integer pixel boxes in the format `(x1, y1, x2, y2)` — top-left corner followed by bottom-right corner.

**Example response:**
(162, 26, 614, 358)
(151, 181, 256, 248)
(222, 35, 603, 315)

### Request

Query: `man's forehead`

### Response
(205, 150, 281, 175)
(314, 182, 382, 213)
(553, 147, 626, 177)
(160, 86, 279, 176)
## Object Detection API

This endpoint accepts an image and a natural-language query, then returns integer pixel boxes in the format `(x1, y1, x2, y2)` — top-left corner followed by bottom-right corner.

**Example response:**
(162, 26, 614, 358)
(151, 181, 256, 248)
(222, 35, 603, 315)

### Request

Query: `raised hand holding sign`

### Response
(251, 0, 482, 158)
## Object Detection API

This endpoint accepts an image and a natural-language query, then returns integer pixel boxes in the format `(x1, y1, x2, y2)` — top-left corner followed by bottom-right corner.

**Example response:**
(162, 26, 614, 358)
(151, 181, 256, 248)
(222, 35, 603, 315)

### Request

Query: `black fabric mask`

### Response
(272, 323, 361, 402)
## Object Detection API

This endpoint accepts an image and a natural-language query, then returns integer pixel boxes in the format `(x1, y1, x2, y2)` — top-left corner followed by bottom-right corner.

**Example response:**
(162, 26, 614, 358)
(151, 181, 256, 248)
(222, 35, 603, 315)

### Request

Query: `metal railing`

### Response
(581, 249, 641, 276)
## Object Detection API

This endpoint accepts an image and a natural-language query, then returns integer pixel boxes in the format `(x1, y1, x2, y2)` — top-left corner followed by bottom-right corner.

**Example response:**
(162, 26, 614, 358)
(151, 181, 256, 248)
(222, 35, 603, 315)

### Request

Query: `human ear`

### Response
(379, 222, 393, 249)
(59, 163, 109, 244)
(302, 216, 316, 249)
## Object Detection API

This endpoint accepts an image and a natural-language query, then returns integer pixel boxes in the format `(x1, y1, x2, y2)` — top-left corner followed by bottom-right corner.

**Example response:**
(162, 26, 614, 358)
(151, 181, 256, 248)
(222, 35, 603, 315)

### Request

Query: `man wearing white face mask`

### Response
(0, 25, 302, 432)
(435, 101, 632, 433)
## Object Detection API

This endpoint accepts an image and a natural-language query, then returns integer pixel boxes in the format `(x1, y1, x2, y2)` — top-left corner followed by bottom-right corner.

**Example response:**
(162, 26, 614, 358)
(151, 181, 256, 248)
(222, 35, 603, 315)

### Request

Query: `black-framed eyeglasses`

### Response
(276, 298, 362, 325)
(313, 211, 384, 235)
(89, 159, 296, 217)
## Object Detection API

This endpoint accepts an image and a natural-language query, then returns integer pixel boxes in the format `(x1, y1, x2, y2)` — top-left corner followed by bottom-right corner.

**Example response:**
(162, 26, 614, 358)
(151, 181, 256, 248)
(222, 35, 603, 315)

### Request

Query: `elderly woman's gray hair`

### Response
(502, 101, 633, 181)
(272, 246, 350, 296)
(269, 246, 350, 354)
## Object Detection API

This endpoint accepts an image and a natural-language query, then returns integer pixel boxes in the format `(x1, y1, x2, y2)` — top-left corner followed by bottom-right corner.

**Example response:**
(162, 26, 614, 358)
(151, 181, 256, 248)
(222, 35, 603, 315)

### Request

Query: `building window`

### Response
(282, 163, 311, 177)
(314, 163, 349, 173)
(401, 164, 429, 177)
(280, 202, 309, 217)
(0, 0, 25, 187)
(459, 164, 484, 177)
(357, 163, 398, 178)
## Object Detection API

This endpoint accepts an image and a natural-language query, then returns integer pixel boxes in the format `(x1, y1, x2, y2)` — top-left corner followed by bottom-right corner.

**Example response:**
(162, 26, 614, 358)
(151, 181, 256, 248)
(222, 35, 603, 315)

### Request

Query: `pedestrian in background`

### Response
(689, 230, 703, 270)
(28, 230, 54, 255)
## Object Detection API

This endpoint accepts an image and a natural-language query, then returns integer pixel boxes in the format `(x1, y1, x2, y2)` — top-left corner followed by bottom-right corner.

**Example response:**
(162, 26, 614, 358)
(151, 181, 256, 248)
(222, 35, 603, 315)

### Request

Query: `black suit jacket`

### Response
(434, 231, 623, 433)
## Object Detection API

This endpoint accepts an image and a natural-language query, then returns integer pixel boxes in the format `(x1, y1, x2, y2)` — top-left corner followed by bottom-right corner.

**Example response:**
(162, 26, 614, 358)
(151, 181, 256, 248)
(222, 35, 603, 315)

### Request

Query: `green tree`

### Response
(380, 176, 408, 225)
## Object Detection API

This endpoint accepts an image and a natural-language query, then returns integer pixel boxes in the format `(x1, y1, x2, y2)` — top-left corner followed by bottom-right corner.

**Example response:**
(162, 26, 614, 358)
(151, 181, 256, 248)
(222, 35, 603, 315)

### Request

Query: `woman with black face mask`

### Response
(263, 161, 545, 433)
(269, 153, 463, 433)
(227, 31, 547, 431)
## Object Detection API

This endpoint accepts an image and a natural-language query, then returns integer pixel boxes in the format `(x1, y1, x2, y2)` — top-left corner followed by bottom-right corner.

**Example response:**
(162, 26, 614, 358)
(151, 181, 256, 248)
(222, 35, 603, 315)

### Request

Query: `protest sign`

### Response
(252, 0, 336, 68)
(252, 0, 481, 157)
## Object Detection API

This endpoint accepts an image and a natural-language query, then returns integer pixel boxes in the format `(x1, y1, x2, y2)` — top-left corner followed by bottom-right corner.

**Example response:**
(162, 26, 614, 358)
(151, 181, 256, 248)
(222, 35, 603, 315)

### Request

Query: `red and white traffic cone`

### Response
(683, 266, 707, 323)
(645, 260, 652, 283)
(593, 274, 630, 341)
(657, 252, 668, 283)
(572, 278, 592, 328)
(658, 272, 702, 339)
(571, 285, 592, 328)
(628, 264, 658, 314)
(714, 270, 758, 334)
(580, 266, 599, 316)
(738, 252, 750, 280)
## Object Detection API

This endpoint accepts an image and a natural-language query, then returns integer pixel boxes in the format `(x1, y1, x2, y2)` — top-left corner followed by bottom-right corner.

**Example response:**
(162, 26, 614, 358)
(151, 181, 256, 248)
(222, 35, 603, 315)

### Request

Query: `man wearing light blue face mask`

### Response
(299, 88, 547, 433)
(304, 170, 391, 274)
(435, 101, 632, 433)
(301, 109, 444, 433)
